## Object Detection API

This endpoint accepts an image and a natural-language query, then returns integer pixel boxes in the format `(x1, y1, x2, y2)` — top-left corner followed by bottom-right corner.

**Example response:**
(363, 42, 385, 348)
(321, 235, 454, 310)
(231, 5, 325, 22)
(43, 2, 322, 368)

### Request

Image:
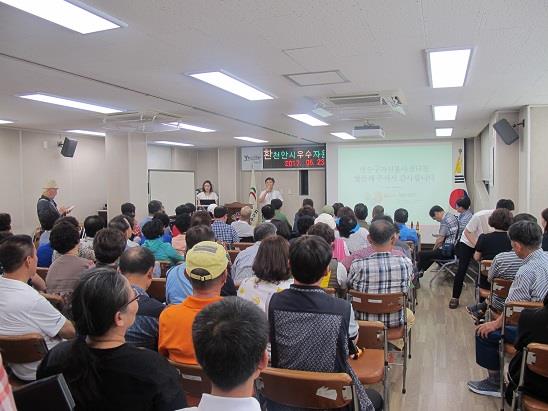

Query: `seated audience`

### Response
(109, 214, 140, 249)
(271, 198, 291, 230)
(0, 212, 11, 234)
(232, 223, 277, 286)
(467, 220, 548, 397)
(80, 215, 104, 261)
(372, 204, 384, 220)
(374, 215, 412, 259)
(337, 207, 369, 253)
(140, 199, 164, 228)
(315, 213, 349, 260)
(166, 225, 238, 304)
(238, 235, 293, 312)
(93, 227, 127, 268)
(47, 221, 93, 303)
(505, 292, 548, 405)
(270, 218, 291, 240)
(474, 208, 513, 262)
(172, 213, 191, 255)
(307, 222, 348, 292)
(261, 204, 275, 222)
(142, 219, 183, 265)
(354, 203, 369, 229)
(292, 198, 314, 229)
(321, 204, 335, 216)
(37, 268, 186, 410)
(417, 205, 459, 273)
(0, 235, 75, 381)
(121, 202, 141, 239)
(268, 235, 382, 411)
(153, 211, 173, 243)
(159, 241, 228, 365)
(332, 202, 344, 217)
(293, 214, 315, 239)
(347, 219, 413, 348)
(36, 212, 58, 267)
(230, 206, 254, 242)
(394, 208, 419, 244)
(171, 204, 191, 236)
(183, 297, 268, 411)
(120, 247, 165, 350)
(542, 208, 548, 251)
(191, 210, 212, 227)
(211, 206, 239, 244)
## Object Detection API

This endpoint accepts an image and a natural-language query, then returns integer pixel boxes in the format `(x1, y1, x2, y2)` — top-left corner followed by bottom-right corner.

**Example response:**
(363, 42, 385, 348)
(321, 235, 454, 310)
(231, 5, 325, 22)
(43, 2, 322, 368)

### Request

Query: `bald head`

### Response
(240, 206, 252, 221)
(369, 220, 397, 246)
(119, 247, 155, 276)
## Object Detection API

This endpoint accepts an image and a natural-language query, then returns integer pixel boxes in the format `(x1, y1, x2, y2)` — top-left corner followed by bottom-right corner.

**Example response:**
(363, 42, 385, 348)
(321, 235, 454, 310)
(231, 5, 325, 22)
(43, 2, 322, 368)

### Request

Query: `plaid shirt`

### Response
(440, 212, 459, 247)
(211, 220, 240, 244)
(348, 251, 411, 328)
(0, 355, 16, 411)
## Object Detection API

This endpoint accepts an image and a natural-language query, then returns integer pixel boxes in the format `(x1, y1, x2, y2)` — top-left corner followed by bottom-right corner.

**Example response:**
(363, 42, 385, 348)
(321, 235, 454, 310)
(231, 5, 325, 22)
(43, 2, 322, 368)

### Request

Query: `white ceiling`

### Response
(1, 0, 548, 147)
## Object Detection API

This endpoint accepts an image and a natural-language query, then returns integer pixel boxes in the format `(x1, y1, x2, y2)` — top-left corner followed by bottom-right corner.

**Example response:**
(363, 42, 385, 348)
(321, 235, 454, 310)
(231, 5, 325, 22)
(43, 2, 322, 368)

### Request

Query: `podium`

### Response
(224, 202, 251, 224)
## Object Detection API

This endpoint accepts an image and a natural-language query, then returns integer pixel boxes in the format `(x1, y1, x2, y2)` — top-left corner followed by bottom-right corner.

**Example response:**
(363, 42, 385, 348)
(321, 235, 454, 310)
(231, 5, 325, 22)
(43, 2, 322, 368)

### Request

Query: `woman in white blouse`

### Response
(237, 235, 293, 312)
(196, 180, 219, 203)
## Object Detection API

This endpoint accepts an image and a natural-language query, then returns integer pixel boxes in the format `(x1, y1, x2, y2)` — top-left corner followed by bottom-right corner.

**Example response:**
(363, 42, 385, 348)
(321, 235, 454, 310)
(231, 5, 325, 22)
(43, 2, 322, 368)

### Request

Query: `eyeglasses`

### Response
(120, 293, 142, 311)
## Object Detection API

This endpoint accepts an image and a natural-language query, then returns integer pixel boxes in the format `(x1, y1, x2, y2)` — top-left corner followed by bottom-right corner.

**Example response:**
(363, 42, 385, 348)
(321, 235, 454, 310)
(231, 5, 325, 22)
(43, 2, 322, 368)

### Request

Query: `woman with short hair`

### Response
(37, 268, 186, 411)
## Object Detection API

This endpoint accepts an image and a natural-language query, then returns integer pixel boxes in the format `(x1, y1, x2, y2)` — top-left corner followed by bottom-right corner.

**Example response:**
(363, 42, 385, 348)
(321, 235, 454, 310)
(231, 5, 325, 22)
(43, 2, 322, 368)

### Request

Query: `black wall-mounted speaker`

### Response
(60, 137, 78, 157)
(493, 118, 519, 145)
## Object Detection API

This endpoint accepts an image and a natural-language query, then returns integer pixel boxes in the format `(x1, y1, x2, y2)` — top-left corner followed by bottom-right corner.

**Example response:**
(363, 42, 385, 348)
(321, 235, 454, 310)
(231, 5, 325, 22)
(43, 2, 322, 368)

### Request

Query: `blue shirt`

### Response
(165, 263, 192, 305)
(211, 220, 240, 244)
(37, 243, 54, 267)
(396, 223, 419, 244)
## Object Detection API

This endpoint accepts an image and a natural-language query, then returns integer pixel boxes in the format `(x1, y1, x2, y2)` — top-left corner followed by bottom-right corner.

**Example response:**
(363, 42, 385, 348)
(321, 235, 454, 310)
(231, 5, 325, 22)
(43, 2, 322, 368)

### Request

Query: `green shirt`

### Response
(274, 210, 291, 229)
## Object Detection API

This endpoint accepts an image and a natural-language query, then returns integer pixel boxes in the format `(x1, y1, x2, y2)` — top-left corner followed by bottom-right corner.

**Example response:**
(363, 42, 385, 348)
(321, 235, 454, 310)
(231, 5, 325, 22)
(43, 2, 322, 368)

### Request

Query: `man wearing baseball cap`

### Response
(37, 180, 72, 229)
(158, 241, 228, 364)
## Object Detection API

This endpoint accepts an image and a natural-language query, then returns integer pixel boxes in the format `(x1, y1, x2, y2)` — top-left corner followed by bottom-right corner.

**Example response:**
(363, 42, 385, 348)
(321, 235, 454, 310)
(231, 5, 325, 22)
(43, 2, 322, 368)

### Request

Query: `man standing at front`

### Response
(37, 180, 71, 229)
(258, 177, 283, 209)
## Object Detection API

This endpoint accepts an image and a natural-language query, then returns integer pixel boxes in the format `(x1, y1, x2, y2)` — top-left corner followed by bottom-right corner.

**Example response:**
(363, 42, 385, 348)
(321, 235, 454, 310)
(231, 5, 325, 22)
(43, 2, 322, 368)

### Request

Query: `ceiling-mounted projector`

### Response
(353, 124, 385, 138)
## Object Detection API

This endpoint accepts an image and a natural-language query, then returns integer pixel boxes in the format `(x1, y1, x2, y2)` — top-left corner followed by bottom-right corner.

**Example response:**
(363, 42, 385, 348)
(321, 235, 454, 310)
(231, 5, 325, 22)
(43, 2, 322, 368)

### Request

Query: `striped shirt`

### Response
(348, 251, 411, 328)
(457, 209, 473, 242)
(440, 212, 459, 247)
(507, 249, 548, 303)
(489, 251, 523, 311)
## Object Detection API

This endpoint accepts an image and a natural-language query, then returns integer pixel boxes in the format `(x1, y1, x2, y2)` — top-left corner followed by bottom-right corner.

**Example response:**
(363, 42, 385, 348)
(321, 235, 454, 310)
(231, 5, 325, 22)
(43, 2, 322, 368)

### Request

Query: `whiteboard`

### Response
(148, 169, 195, 215)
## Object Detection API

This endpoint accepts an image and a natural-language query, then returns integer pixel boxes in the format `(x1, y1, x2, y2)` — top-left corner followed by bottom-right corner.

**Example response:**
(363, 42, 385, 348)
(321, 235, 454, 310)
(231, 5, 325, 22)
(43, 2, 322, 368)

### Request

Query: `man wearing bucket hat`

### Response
(37, 180, 72, 229)
(158, 241, 228, 364)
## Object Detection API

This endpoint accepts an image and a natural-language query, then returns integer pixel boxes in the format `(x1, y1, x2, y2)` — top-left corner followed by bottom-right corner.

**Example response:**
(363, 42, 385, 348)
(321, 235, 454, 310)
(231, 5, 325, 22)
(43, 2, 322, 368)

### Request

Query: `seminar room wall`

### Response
(0, 128, 107, 235)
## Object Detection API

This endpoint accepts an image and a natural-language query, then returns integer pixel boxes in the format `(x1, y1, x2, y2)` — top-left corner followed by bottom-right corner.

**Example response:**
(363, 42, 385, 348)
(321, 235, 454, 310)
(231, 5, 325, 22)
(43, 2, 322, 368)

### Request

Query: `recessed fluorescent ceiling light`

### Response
(0, 120, 14, 124)
(164, 122, 215, 133)
(19, 94, 122, 114)
(66, 129, 105, 136)
(436, 128, 453, 137)
(234, 137, 268, 144)
(312, 107, 333, 118)
(0, 0, 124, 34)
(189, 71, 274, 101)
(427, 49, 472, 88)
(153, 141, 194, 147)
(287, 114, 328, 127)
(433, 105, 458, 121)
(330, 132, 356, 140)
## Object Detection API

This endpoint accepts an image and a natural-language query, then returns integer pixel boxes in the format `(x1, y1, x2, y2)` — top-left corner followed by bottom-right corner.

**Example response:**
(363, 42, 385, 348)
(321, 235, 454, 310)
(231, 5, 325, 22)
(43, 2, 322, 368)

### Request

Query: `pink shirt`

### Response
(171, 234, 186, 255)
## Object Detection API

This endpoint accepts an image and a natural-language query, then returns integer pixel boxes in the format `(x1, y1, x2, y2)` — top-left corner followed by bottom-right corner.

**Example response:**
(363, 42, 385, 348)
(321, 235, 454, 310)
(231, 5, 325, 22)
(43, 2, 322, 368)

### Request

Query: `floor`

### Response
(369, 265, 501, 411)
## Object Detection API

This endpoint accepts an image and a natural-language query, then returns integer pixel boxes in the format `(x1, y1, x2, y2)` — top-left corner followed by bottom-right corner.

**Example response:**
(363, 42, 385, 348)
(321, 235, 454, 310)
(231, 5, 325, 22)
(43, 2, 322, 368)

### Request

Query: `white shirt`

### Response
(179, 393, 261, 411)
(344, 227, 370, 254)
(231, 220, 254, 239)
(238, 276, 294, 312)
(460, 209, 494, 248)
(0, 277, 67, 380)
(196, 191, 219, 203)
(258, 190, 283, 208)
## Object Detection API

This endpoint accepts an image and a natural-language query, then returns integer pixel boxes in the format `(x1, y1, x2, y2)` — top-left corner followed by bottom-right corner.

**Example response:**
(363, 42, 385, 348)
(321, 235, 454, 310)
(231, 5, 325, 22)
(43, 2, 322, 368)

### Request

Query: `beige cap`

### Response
(186, 241, 229, 281)
(43, 179, 59, 189)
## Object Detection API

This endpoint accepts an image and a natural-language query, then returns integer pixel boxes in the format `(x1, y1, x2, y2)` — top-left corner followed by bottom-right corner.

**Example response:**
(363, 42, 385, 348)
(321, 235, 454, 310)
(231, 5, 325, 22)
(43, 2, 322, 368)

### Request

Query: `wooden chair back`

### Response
(348, 290, 405, 315)
(491, 278, 513, 301)
(233, 242, 254, 251)
(260, 367, 354, 409)
(480, 260, 493, 277)
(168, 360, 211, 405)
(0, 334, 48, 363)
(227, 250, 239, 264)
(503, 301, 544, 327)
(157, 261, 172, 278)
(36, 267, 49, 282)
(357, 320, 386, 350)
(526, 343, 548, 378)
(148, 278, 166, 303)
